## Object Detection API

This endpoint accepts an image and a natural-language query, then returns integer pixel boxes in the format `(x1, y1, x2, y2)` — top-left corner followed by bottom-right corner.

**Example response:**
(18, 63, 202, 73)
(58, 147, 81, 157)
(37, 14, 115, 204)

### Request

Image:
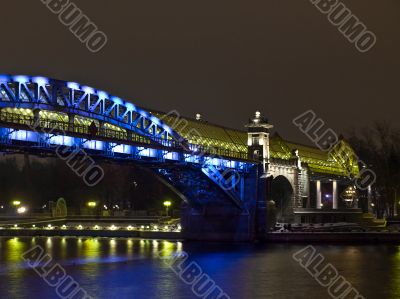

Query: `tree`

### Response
(347, 122, 400, 218)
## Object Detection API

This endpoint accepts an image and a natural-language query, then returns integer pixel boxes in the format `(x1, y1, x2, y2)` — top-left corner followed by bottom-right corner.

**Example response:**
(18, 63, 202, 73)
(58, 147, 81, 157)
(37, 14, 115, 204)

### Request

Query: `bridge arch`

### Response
(0, 75, 185, 148)
(270, 175, 294, 222)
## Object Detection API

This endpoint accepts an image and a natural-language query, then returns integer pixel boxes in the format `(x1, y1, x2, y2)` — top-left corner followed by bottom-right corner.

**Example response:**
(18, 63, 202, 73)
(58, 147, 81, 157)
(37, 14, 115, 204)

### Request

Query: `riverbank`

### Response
(0, 228, 182, 240)
(3, 229, 400, 243)
(266, 232, 400, 243)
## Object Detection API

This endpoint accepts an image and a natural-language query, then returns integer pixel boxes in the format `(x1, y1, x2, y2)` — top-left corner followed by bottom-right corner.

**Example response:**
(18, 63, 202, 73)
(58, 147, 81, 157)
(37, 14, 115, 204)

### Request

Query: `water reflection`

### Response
(0, 238, 399, 299)
(5, 237, 26, 263)
(3, 237, 29, 298)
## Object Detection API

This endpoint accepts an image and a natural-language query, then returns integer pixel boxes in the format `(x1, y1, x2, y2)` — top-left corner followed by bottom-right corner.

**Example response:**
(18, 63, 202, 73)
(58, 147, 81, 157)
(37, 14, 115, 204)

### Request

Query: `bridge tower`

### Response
(245, 111, 274, 176)
(245, 111, 274, 236)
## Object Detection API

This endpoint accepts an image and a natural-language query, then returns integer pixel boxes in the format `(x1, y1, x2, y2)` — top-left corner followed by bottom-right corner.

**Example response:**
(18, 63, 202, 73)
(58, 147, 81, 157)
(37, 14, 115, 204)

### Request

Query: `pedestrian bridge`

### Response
(0, 75, 360, 241)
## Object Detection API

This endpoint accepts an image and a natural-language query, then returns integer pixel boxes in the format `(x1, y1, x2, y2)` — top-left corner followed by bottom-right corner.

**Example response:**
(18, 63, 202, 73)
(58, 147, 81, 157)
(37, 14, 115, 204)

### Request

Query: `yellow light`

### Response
(12, 200, 21, 206)
(77, 225, 83, 230)
(87, 201, 97, 208)
(163, 201, 172, 207)
(127, 225, 133, 231)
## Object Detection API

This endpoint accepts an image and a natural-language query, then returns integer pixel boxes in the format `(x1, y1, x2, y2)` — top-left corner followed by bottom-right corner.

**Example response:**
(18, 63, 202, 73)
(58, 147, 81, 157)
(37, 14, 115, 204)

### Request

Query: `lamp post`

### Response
(12, 200, 21, 207)
(87, 201, 97, 208)
(163, 201, 172, 217)
(87, 201, 98, 216)
(17, 206, 27, 214)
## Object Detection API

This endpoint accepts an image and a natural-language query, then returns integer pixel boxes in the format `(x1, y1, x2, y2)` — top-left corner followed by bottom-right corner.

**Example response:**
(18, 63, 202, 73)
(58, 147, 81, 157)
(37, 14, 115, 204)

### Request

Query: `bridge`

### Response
(0, 75, 361, 241)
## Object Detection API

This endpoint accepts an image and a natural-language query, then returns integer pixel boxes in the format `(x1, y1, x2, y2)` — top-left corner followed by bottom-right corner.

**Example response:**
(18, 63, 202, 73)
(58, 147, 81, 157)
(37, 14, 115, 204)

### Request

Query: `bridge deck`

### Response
(151, 110, 359, 177)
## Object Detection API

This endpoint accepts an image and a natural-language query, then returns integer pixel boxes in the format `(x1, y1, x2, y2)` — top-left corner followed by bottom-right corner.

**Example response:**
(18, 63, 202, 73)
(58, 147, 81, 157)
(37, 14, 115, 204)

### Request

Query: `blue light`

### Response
(67, 82, 80, 90)
(150, 116, 161, 126)
(112, 97, 123, 105)
(32, 76, 49, 85)
(212, 158, 221, 166)
(49, 135, 65, 145)
(97, 91, 108, 99)
(125, 102, 136, 111)
(138, 109, 149, 117)
(82, 86, 95, 94)
(13, 75, 30, 83)
(164, 126, 173, 134)
(0, 75, 10, 83)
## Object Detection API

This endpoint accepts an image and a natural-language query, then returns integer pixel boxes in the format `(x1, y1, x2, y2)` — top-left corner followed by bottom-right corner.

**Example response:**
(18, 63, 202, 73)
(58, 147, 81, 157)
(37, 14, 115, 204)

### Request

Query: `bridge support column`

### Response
(68, 113, 75, 132)
(316, 180, 322, 209)
(33, 109, 40, 126)
(126, 130, 133, 141)
(256, 170, 268, 239)
(240, 175, 245, 201)
(99, 121, 104, 134)
(332, 180, 338, 209)
(178, 165, 259, 242)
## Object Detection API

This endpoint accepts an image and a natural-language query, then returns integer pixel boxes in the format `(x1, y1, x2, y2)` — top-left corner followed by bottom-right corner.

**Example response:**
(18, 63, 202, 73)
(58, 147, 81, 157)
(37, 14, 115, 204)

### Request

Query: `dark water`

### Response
(0, 237, 398, 299)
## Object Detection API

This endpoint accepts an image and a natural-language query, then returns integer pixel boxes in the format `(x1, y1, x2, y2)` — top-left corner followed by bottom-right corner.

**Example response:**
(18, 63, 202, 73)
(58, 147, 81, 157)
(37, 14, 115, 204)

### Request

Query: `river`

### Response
(0, 237, 398, 298)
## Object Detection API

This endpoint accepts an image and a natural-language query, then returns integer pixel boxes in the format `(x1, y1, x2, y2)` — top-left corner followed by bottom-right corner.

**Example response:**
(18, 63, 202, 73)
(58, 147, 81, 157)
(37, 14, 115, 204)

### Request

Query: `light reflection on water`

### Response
(0, 237, 399, 299)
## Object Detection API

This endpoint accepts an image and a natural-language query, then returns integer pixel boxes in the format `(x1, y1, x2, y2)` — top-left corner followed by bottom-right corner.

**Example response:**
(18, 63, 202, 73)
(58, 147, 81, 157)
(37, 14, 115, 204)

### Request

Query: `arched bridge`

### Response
(0, 75, 361, 241)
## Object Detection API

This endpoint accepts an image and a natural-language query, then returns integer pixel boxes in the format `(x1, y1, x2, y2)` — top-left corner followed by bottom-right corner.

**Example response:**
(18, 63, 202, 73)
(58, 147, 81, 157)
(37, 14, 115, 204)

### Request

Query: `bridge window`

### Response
(252, 136, 259, 146)
(2, 108, 33, 117)
(104, 123, 124, 132)
(74, 115, 99, 127)
(39, 111, 68, 122)
(253, 149, 260, 159)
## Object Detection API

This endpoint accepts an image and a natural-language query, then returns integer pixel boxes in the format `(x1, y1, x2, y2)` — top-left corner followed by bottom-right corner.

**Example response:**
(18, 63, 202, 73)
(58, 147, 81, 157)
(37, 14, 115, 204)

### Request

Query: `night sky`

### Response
(1, 1, 399, 143)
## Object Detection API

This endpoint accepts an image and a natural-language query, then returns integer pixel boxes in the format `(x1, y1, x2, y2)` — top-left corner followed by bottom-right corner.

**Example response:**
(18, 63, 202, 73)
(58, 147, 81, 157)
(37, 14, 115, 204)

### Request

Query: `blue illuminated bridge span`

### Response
(0, 75, 360, 241)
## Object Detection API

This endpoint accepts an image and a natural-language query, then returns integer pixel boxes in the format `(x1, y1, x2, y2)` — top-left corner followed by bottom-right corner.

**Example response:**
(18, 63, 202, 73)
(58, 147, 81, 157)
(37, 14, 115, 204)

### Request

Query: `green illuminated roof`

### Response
(0, 105, 358, 176)
(151, 110, 359, 176)
(150, 111, 248, 153)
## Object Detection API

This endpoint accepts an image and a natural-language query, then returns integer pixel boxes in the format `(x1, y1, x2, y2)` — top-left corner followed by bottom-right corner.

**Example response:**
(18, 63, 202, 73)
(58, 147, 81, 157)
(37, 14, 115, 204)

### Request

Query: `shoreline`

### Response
(265, 232, 400, 243)
(2, 229, 400, 243)
(0, 228, 182, 240)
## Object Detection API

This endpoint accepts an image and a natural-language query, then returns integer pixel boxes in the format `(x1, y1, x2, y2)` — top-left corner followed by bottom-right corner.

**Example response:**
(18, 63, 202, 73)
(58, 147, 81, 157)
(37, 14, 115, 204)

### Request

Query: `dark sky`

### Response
(2, 1, 399, 143)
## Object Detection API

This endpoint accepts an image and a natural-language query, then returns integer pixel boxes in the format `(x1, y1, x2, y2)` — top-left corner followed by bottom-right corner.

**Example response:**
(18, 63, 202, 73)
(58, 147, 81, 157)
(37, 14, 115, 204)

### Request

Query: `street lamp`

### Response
(87, 201, 97, 208)
(163, 201, 172, 217)
(17, 206, 27, 214)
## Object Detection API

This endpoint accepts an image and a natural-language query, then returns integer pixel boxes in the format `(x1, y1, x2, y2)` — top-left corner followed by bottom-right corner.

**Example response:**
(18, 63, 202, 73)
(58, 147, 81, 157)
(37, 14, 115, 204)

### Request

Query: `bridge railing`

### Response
(190, 144, 248, 160)
(0, 111, 250, 161)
